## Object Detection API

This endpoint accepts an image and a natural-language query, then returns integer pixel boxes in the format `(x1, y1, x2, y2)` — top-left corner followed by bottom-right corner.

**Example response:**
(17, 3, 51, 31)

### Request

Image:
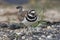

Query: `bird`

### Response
(21, 9, 38, 26)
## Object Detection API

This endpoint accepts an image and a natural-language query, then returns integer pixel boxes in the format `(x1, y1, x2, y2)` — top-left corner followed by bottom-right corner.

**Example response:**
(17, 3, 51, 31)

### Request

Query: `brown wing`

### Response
(18, 11, 28, 21)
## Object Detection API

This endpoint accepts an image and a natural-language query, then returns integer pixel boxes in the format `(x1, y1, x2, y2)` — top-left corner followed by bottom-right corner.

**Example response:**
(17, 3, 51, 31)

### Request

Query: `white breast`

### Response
(22, 16, 39, 26)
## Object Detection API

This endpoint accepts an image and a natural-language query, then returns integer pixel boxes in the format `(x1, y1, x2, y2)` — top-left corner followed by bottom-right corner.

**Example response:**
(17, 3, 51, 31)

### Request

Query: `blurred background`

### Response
(0, 0, 60, 12)
(0, 0, 60, 22)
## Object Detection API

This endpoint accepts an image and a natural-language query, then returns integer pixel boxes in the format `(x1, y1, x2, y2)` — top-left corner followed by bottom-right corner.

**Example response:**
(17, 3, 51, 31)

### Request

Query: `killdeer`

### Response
(22, 10, 38, 26)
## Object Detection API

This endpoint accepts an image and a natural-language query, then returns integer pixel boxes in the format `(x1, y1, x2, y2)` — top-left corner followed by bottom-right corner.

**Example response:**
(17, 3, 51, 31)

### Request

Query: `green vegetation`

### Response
(31, 20, 47, 27)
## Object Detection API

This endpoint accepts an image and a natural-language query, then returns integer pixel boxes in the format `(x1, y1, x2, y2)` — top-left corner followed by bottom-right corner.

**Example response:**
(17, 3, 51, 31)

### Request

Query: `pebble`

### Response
(0, 24, 59, 40)
(22, 36, 25, 39)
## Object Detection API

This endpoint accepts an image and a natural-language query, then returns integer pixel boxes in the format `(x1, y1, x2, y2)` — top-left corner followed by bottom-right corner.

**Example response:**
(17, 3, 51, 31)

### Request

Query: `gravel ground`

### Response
(0, 23, 60, 40)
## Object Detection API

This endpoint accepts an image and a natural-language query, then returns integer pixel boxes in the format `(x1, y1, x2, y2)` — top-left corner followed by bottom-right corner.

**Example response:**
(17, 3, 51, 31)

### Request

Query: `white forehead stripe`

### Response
(31, 11, 35, 13)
